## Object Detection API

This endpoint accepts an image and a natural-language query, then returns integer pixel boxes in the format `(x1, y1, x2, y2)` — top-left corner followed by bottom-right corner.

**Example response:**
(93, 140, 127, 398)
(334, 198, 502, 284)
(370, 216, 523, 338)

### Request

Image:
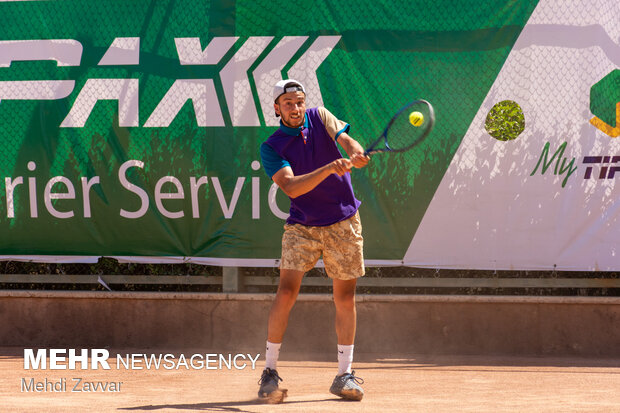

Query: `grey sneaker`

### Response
(258, 368, 287, 403)
(329, 370, 364, 401)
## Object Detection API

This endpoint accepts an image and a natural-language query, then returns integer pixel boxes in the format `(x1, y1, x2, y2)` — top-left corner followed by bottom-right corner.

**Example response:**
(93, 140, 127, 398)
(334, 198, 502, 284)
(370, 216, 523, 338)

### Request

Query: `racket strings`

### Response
(386, 104, 432, 151)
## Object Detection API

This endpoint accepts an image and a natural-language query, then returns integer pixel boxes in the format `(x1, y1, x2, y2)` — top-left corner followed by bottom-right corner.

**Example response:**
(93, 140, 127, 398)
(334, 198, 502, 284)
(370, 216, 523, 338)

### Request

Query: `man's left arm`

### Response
(318, 107, 369, 169)
(337, 133, 369, 169)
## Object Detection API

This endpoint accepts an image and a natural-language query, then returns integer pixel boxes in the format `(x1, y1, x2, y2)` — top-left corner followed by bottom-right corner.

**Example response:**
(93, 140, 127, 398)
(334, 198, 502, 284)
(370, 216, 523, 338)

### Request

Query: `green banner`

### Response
(0, 0, 537, 261)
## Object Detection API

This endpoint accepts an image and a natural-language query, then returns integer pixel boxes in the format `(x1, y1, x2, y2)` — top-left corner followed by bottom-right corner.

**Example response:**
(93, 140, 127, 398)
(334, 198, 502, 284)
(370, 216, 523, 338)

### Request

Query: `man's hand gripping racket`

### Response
(364, 99, 435, 156)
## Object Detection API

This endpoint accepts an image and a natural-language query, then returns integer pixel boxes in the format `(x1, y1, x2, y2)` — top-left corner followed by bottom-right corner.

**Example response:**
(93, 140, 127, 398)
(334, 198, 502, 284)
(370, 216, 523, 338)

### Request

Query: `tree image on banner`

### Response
(484, 100, 525, 142)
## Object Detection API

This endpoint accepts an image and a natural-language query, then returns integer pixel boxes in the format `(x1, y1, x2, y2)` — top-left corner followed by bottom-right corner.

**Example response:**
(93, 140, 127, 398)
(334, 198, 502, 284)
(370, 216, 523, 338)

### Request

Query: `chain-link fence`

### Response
(1, 260, 618, 296)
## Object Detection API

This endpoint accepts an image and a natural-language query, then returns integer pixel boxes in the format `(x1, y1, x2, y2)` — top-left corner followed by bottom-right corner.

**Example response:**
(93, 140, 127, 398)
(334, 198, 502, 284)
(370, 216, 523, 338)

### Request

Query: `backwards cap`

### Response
(273, 79, 305, 103)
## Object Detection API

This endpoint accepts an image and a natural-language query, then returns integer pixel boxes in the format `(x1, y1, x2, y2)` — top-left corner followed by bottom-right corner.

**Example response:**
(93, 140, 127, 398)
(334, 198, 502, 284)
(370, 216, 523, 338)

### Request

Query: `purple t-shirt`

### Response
(262, 107, 361, 226)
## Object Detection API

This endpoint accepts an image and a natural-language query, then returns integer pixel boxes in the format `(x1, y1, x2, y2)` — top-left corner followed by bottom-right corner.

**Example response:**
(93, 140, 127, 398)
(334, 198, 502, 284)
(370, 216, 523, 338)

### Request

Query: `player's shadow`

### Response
(120, 398, 342, 412)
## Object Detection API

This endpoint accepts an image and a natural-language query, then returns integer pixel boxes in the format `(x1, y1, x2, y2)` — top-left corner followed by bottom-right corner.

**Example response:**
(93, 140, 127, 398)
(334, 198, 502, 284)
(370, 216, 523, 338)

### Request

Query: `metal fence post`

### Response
(222, 267, 244, 292)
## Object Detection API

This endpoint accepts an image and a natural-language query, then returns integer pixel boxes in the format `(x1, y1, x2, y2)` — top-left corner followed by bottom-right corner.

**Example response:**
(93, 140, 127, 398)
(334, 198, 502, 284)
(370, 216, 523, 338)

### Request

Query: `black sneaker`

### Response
(329, 370, 364, 401)
(258, 368, 287, 403)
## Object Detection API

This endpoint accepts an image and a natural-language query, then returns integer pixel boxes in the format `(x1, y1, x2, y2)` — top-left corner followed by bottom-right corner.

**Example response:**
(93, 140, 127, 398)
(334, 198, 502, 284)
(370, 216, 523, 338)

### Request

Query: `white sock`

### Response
(265, 341, 281, 370)
(337, 344, 354, 375)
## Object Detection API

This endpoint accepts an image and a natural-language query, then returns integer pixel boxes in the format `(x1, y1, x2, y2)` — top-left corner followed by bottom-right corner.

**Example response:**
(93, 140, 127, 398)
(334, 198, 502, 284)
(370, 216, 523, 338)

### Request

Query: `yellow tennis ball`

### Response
(409, 111, 424, 126)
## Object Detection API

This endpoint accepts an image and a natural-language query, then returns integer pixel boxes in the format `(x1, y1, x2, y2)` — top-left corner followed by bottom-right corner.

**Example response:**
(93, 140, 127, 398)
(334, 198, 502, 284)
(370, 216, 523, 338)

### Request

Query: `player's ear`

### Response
(274, 102, 281, 117)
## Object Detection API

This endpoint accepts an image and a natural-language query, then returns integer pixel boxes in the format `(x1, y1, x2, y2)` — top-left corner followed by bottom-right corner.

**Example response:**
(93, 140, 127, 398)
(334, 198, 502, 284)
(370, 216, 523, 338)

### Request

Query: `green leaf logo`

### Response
(590, 69, 620, 138)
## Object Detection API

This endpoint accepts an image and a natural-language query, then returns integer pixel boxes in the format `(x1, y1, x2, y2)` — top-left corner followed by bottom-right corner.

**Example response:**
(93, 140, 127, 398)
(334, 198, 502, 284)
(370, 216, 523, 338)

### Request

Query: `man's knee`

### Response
(275, 270, 304, 305)
(333, 288, 356, 310)
(276, 283, 299, 303)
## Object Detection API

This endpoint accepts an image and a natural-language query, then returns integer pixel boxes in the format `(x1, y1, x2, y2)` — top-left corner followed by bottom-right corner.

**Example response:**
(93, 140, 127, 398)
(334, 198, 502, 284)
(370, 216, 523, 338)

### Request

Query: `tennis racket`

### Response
(364, 99, 435, 156)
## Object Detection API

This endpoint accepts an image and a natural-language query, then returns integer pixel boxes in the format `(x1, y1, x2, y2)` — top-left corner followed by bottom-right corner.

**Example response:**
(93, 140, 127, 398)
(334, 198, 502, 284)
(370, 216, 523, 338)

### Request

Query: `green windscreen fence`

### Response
(1, 0, 564, 267)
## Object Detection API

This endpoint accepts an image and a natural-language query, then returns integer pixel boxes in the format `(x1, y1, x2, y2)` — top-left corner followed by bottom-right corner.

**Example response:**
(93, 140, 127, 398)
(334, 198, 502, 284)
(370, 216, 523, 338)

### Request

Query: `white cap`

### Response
(273, 79, 306, 102)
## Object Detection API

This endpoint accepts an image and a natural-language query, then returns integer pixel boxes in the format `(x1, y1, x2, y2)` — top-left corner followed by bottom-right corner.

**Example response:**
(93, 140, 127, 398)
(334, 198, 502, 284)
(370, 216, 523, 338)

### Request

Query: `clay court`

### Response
(2, 351, 620, 412)
(1, 292, 619, 412)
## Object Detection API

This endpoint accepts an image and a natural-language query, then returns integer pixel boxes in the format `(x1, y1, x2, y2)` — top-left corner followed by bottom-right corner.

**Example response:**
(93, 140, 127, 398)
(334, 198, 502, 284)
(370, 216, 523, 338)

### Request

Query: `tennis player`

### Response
(257, 79, 369, 402)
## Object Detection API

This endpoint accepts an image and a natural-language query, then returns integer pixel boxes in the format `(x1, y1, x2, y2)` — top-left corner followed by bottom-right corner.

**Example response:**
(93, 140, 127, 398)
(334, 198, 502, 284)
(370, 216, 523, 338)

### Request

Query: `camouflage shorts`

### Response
(280, 211, 365, 280)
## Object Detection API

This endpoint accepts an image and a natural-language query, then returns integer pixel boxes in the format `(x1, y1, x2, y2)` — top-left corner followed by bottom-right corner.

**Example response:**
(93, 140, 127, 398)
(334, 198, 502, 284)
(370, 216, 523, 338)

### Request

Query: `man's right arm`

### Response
(261, 142, 352, 199)
(272, 159, 352, 199)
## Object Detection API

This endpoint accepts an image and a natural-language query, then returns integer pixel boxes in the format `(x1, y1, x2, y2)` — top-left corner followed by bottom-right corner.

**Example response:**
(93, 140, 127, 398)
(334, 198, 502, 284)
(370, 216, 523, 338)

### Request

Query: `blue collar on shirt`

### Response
(279, 113, 308, 136)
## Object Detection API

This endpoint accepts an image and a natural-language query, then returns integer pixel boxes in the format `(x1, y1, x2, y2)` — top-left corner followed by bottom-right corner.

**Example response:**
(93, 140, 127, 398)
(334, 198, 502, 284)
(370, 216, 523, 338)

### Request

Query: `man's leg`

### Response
(267, 269, 305, 343)
(332, 278, 357, 346)
(329, 277, 364, 401)
(258, 269, 304, 402)
(268, 222, 320, 345)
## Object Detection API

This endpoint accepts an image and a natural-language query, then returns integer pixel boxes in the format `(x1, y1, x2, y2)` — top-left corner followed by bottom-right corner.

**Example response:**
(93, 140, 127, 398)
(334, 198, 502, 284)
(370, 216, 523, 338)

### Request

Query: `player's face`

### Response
(275, 92, 306, 128)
